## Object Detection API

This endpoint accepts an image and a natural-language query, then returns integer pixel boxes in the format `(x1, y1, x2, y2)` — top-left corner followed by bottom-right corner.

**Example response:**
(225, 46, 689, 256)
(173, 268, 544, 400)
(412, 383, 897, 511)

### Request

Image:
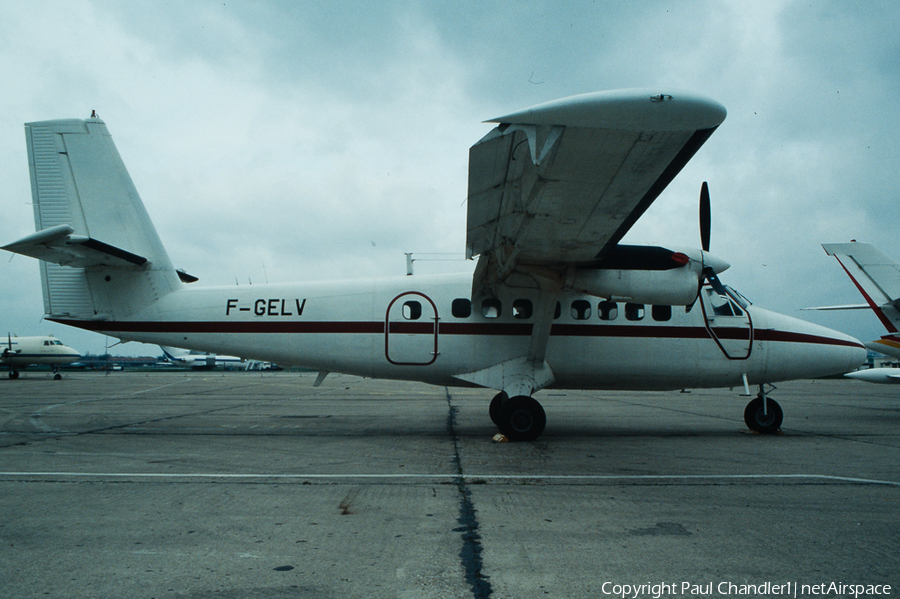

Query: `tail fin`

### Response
(2, 117, 181, 322)
(159, 346, 189, 362)
(822, 241, 900, 336)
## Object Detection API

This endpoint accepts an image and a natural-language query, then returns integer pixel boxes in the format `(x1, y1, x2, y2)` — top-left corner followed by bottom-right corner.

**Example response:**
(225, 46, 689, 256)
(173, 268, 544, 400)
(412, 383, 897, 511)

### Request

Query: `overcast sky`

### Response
(1, 0, 898, 358)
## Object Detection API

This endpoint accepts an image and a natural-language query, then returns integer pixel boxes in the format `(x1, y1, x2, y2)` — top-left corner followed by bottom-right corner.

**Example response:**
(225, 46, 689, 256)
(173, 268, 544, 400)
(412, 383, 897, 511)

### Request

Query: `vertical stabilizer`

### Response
(822, 242, 900, 334)
(10, 117, 181, 321)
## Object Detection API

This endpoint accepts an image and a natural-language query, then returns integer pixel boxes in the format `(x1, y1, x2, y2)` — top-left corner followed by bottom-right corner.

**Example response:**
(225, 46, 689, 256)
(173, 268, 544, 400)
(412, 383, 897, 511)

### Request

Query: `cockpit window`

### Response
(727, 286, 752, 309)
(705, 289, 743, 316)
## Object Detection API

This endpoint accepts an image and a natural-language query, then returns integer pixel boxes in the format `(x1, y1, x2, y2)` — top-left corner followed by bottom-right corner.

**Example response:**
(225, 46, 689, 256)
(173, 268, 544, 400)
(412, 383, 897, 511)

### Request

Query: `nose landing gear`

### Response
(743, 385, 783, 434)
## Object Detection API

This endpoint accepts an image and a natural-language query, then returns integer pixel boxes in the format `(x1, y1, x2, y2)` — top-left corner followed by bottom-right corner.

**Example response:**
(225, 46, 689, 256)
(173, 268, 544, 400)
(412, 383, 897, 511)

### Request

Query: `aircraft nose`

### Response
(759, 310, 867, 381)
(837, 338, 868, 373)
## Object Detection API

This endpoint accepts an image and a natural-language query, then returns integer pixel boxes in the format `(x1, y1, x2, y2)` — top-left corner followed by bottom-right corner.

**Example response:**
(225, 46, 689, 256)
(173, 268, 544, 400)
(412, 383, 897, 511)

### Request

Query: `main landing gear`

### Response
(743, 385, 783, 434)
(7, 368, 63, 380)
(489, 391, 547, 442)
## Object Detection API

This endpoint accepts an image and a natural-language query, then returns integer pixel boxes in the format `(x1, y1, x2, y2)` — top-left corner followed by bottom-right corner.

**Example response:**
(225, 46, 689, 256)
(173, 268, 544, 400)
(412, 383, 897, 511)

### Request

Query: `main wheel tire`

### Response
(9, 370, 19, 380)
(489, 391, 508, 426)
(498, 395, 546, 442)
(744, 396, 783, 434)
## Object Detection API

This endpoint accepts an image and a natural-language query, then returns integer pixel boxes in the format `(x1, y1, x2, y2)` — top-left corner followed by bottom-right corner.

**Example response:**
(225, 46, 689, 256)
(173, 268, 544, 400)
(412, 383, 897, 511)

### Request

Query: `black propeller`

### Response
(699, 181, 711, 253)
(697, 181, 729, 296)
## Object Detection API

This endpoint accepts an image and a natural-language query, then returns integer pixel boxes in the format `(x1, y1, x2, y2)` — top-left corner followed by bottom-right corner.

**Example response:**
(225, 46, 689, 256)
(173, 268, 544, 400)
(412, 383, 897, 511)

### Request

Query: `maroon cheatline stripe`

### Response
(49, 318, 863, 348)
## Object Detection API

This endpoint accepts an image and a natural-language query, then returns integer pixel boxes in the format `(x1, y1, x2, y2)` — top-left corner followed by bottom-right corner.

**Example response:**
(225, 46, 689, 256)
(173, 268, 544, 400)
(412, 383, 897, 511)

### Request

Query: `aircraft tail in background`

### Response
(822, 242, 900, 357)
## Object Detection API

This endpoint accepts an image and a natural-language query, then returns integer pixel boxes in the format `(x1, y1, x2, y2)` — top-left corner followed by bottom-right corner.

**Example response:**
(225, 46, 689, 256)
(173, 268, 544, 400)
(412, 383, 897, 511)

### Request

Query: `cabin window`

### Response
(452, 298, 471, 318)
(625, 303, 644, 321)
(571, 300, 591, 320)
(652, 305, 672, 322)
(402, 300, 422, 320)
(554, 301, 562, 319)
(513, 299, 533, 319)
(599, 301, 618, 321)
(482, 298, 502, 318)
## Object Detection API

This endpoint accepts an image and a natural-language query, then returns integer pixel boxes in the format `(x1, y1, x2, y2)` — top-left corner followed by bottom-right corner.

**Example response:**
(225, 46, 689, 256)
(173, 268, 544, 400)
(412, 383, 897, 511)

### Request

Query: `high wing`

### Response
(467, 89, 726, 292)
(456, 89, 726, 399)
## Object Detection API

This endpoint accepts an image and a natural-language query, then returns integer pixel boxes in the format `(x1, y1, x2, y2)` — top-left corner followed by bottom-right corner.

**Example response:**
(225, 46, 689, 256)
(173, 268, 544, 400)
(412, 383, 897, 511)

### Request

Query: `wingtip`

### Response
(486, 88, 726, 130)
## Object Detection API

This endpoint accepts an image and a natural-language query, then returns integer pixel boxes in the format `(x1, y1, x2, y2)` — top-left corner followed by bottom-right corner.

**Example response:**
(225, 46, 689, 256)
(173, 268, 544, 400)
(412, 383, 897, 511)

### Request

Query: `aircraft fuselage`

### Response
(50, 272, 864, 392)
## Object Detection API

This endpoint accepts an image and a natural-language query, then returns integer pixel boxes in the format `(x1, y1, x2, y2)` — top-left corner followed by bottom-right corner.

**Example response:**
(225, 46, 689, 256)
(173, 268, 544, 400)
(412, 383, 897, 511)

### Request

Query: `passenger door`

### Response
(385, 292, 439, 365)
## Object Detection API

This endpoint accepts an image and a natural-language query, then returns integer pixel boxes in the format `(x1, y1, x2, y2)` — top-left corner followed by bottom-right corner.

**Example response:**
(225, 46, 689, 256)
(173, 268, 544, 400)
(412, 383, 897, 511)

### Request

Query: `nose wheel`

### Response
(744, 394, 783, 434)
(494, 395, 546, 442)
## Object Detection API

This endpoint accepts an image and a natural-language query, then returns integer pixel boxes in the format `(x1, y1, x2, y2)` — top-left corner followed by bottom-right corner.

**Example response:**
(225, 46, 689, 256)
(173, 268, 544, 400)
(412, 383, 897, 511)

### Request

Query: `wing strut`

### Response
(454, 268, 562, 398)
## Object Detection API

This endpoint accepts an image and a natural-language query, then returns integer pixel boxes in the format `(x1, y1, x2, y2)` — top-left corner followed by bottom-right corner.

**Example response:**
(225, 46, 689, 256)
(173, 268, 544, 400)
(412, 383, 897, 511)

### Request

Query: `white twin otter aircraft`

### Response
(3, 89, 865, 440)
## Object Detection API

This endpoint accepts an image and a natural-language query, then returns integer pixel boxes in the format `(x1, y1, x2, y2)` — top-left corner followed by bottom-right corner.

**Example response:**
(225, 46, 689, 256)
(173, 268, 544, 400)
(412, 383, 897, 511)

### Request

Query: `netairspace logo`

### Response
(600, 581, 892, 598)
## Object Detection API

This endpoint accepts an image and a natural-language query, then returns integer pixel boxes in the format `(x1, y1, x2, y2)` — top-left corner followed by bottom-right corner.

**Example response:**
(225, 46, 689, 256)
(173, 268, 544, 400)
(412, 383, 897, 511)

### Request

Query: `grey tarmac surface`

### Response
(0, 371, 897, 599)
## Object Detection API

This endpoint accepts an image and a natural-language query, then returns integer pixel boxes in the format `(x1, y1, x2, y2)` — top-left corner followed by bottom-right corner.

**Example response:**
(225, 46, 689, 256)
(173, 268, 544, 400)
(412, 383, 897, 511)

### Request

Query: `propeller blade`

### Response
(699, 181, 711, 253)
(704, 267, 729, 297)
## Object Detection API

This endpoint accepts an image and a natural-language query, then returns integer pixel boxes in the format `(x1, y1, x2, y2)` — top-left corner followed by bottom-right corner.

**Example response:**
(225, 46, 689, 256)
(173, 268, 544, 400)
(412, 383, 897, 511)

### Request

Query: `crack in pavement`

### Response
(445, 388, 492, 598)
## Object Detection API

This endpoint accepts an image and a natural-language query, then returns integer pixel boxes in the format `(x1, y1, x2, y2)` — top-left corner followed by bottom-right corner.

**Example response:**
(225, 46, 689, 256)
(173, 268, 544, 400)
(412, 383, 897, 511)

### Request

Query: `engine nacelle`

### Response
(568, 265, 699, 306)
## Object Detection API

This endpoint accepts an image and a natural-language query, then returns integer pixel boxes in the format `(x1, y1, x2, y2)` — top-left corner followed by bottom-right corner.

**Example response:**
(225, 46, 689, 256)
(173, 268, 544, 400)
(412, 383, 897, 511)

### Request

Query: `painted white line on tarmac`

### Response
(0, 472, 898, 486)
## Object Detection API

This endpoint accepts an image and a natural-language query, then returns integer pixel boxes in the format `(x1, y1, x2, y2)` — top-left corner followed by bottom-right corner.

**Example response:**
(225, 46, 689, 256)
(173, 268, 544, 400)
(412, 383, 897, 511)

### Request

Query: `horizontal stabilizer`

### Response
(803, 304, 870, 311)
(2, 224, 148, 268)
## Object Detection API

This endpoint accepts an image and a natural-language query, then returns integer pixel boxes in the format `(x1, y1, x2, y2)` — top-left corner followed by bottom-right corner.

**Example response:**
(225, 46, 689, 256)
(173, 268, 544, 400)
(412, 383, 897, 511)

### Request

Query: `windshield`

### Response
(726, 286, 752, 309)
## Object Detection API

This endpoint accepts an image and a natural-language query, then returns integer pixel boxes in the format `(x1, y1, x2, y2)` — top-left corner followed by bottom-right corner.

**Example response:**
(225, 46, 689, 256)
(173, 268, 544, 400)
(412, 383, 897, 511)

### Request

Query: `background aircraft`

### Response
(2, 89, 865, 439)
(160, 346, 244, 369)
(819, 242, 900, 384)
(1, 334, 81, 379)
